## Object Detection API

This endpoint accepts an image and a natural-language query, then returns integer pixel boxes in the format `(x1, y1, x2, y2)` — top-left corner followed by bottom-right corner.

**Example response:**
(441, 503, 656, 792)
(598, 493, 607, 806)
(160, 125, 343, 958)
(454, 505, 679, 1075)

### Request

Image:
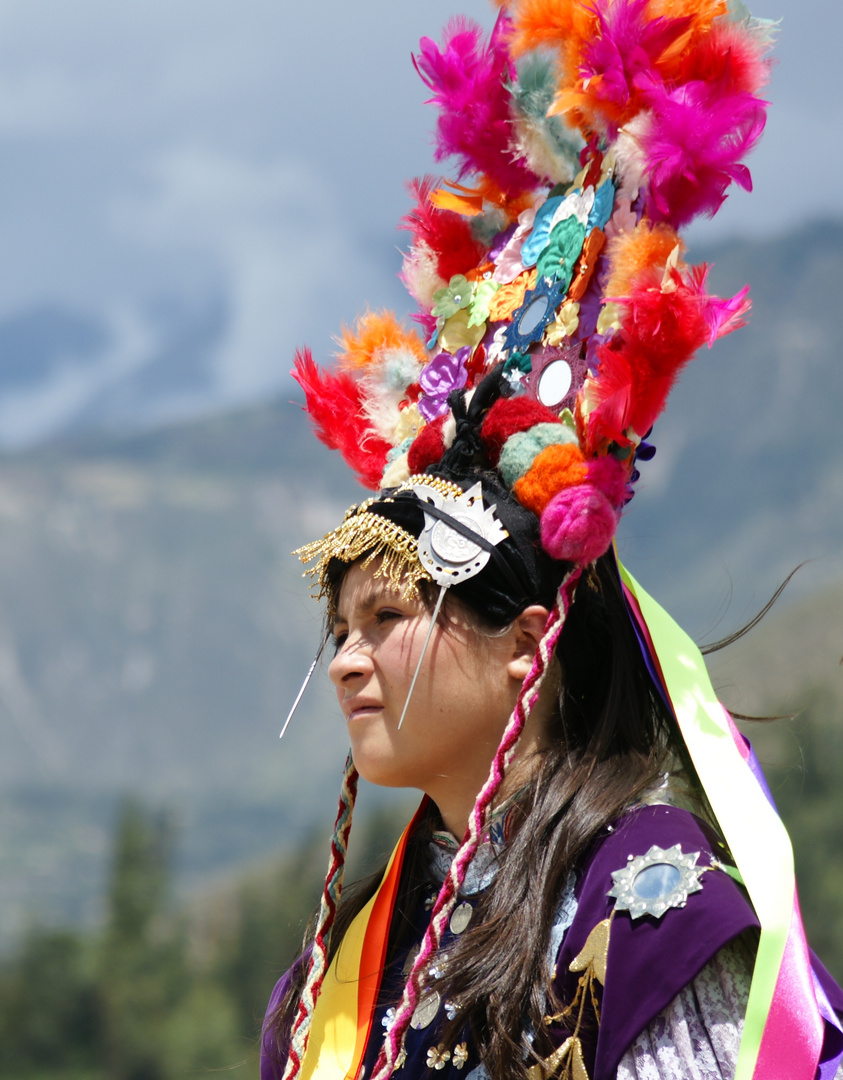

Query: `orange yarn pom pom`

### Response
(336, 311, 428, 370)
(513, 442, 588, 516)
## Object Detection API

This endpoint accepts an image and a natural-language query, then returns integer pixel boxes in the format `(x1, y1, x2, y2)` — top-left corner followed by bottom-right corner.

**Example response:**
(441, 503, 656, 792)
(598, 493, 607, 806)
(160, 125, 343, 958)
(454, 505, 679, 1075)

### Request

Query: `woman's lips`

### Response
(345, 701, 382, 722)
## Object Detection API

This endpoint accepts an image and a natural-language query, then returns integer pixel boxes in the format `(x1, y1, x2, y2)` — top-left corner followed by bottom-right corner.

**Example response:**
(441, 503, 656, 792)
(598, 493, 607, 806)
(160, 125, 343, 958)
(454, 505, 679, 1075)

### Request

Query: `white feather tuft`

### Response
(401, 242, 446, 308)
(511, 117, 577, 186)
(360, 348, 426, 443)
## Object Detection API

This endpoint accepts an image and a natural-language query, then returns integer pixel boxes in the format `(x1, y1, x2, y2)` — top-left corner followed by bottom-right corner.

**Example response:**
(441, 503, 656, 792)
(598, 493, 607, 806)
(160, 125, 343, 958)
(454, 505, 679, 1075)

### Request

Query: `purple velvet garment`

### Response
(550, 805, 759, 1080)
(260, 805, 843, 1080)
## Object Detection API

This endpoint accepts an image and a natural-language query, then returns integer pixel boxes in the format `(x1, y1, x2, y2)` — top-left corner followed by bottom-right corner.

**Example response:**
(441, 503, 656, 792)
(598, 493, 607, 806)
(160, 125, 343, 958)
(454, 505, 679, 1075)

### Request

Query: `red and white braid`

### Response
(282, 751, 359, 1080)
(371, 568, 582, 1080)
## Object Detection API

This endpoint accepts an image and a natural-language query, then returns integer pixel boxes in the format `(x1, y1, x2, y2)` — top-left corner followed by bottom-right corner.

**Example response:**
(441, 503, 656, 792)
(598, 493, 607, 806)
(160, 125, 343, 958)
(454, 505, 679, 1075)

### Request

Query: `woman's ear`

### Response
(507, 605, 550, 681)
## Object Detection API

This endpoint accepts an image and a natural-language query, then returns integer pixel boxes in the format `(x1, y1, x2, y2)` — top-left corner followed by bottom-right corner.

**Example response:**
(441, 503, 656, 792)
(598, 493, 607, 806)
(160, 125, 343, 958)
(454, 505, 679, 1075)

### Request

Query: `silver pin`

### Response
(280, 632, 328, 738)
(397, 584, 446, 731)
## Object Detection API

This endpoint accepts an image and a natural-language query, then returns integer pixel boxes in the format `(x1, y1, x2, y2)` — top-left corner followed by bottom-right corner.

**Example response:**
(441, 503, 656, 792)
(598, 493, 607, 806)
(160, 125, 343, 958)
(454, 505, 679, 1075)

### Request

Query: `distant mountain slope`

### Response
(0, 219, 842, 946)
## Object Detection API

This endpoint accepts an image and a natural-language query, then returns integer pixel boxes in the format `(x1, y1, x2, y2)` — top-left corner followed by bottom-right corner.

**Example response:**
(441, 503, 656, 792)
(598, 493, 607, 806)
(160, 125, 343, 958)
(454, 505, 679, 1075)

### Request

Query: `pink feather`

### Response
(413, 14, 539, 197)
(291, 348, 391, 490)
(639, 75, 768, 228)
(689, 264, 752, 345)
(580, 0, 693, 133)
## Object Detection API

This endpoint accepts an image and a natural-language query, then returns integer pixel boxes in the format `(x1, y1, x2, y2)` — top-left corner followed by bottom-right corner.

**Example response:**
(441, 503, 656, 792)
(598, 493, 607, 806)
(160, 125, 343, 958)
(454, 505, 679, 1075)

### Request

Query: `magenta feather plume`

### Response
(413, 13, 539, 197)
(291, 349, 390, 490)
(639, 75, 768, 228)
(689, 264, 752, 346)
(581, 0, 693, 132)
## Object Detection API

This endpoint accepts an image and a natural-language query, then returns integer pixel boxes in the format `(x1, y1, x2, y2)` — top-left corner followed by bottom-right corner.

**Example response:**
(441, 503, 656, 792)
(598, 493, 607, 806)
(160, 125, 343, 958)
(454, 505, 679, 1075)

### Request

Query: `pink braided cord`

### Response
(372, 570, 582, 1079)
(282, 751, 359, 1080)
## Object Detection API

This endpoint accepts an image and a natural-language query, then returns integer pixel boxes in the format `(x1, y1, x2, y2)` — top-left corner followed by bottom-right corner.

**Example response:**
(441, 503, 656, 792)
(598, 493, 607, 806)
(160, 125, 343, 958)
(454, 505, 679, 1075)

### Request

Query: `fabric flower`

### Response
(438, 309, 486, 354)
(597, 300, 623, 335)
(393, 402, 424, 444)
(419, 348, 470, 421)
(427, 1046, 451, 1070)
(493, 206, 537, 284)
(487, 268, 538, 322)
(467, 278, 500, 327)
(452, 1043, 469, 1069)
(432, 274, 474, 319)
(544, 301, 581, 345)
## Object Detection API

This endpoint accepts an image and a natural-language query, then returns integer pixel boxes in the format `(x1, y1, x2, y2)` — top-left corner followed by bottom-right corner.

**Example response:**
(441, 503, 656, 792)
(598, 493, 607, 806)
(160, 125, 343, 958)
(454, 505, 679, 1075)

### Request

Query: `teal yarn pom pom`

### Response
(499, 422, 578, 488)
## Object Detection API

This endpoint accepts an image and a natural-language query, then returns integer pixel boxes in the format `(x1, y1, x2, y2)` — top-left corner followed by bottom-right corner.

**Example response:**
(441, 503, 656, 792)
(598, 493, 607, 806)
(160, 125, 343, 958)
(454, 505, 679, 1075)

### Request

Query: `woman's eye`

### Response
(375, 609, 402, 626)
(331, 630, 348, 653)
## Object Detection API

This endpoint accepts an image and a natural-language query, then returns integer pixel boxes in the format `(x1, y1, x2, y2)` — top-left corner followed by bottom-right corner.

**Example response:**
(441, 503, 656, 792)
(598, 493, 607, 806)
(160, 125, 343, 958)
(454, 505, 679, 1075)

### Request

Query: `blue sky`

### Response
(0, 0, 835, 443)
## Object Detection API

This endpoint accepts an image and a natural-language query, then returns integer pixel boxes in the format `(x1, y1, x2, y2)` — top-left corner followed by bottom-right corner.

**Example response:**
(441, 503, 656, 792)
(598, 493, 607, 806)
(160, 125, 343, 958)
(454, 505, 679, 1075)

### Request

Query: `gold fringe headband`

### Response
(293, 476, 477, 609)
(293, 503, 432, 609)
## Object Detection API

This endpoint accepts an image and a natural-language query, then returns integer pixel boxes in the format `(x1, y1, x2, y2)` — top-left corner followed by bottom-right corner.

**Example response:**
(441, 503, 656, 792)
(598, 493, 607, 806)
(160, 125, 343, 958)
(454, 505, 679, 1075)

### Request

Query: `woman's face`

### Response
(328, 560, 549, 833)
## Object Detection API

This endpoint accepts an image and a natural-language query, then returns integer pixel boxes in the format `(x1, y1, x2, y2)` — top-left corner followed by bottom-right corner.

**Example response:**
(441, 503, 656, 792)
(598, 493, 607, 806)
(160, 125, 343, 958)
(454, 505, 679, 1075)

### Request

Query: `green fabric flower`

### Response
(432, 275, 475, 319)
(536, 217, 586, 290)
(467, 278, 500, 328)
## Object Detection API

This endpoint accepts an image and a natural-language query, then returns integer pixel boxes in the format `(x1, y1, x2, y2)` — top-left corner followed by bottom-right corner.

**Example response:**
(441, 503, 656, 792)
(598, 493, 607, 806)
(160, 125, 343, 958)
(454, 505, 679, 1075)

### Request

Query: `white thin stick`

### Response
(397, 584, 446, 731)
(280, 634, 327, 738)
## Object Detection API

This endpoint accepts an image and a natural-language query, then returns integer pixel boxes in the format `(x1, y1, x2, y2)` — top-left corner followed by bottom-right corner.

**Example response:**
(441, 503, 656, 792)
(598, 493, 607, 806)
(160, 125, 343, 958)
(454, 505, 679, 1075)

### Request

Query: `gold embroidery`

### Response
(528, 914, 614, 1080)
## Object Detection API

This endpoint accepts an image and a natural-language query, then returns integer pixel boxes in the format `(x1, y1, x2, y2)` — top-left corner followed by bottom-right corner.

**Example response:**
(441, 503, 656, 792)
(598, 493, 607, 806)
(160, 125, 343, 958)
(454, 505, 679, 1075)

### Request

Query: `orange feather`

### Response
(604, 222, 683, 299)
(336, 311, 428, 371)
(508, 0, 597, 87)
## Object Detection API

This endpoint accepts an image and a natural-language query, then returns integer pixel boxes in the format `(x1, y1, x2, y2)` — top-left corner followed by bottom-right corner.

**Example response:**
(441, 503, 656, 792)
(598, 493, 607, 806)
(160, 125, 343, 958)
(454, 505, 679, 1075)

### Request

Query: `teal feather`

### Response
(509, 54, 582, 177)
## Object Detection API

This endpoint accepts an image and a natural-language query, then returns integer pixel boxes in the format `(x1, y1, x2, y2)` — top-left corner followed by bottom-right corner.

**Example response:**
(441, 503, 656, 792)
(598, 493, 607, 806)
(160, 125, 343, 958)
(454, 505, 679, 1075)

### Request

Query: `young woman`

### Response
(261, 2, 843, 1077)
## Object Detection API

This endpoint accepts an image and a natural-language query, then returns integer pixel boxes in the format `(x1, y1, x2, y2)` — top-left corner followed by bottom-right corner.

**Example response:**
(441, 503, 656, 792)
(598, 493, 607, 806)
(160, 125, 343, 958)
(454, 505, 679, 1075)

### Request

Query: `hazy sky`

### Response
(0, 0, 836, 435)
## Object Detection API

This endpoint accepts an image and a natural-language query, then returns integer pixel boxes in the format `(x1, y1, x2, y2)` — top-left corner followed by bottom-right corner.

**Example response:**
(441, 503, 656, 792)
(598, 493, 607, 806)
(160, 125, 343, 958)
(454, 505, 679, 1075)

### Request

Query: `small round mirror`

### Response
(632, 862, 681, 901)
(518, 295, 550, 337)
(537, 359, 572, 407)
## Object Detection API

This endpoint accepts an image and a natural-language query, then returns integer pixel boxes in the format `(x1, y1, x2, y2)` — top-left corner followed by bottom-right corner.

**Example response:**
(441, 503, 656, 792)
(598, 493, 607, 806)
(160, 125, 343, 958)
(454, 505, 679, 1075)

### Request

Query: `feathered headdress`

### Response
(293, 0, 773, 566)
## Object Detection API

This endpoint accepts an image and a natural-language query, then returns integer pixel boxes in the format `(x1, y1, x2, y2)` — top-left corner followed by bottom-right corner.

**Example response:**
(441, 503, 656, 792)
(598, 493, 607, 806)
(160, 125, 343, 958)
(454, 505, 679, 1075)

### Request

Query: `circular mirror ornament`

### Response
(607, 844, 706, 920)
(525, 342, 589, 413)
(503, 277, 568, 353)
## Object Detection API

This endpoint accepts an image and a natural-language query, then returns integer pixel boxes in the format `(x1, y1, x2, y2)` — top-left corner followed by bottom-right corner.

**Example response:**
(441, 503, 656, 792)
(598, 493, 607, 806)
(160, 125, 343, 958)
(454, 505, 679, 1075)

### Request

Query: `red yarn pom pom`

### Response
(407, 417, 446, 474)
(480, 397, 561, 466)
(540, 484, 620, 564)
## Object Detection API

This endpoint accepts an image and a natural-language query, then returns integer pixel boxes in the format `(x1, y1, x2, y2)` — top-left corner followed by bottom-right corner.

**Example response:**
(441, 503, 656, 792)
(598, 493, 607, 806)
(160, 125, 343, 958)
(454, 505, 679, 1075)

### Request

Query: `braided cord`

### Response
(282, 751, 359, 1080)
(372, 569, 582, 1079)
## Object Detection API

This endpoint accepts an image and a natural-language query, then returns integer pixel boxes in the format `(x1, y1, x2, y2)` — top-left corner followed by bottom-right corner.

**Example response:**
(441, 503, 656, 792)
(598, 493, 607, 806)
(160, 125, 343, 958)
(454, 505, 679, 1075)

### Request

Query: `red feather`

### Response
(291, 348, 390, 490)
(401, 176, 487, 282)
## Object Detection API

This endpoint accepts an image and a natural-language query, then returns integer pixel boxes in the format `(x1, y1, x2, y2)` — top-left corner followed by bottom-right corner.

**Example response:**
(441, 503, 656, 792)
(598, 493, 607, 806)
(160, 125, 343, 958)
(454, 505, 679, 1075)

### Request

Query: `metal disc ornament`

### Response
(413, 480, 508, 587)
(410, 990, 441, 1030)
(450, 901, 474, 935)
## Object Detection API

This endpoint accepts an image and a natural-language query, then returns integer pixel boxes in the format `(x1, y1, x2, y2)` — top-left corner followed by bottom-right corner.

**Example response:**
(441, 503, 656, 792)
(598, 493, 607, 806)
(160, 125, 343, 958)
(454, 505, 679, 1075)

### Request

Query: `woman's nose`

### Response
(328, 634, 374, 687)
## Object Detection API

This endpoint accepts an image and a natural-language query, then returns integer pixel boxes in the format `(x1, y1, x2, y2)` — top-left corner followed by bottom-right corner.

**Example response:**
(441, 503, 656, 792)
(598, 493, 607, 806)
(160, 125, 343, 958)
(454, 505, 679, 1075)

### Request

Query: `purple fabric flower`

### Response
(418, 347, 470, 421)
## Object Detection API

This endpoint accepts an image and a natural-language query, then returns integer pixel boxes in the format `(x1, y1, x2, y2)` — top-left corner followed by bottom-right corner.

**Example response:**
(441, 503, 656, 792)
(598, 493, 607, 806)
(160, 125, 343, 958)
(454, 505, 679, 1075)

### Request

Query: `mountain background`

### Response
(0, 219, 842, 954)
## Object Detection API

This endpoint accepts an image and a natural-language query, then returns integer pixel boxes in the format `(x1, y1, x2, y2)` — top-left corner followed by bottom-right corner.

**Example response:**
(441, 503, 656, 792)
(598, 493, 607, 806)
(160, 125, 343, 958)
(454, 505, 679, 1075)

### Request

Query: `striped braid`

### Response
(282, 751, 359, 1080)
(371, 568, 582, 1080)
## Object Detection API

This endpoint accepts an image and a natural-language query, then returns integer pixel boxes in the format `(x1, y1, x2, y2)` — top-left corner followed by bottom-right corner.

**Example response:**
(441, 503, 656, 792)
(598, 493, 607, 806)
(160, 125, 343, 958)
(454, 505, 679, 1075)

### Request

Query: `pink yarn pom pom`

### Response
(540, 482, 620, 564)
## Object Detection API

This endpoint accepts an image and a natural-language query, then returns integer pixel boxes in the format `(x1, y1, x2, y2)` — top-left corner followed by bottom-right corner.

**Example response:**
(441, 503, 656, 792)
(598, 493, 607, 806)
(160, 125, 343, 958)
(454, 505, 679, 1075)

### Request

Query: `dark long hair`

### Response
(267, 550, 685, 1078)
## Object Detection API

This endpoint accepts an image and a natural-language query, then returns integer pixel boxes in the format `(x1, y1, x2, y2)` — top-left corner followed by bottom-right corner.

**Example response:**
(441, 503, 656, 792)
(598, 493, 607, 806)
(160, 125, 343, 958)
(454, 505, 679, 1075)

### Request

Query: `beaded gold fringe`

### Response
(293, 509, 432, 606)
